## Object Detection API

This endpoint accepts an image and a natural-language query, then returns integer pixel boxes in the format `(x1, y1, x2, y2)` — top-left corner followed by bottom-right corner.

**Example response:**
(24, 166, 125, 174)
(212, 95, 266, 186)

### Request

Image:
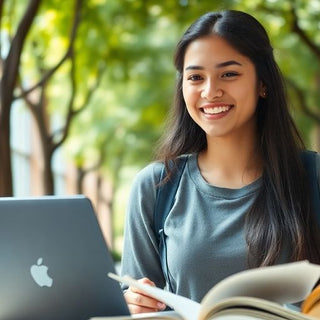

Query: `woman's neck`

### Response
(198, 134, 263, 188)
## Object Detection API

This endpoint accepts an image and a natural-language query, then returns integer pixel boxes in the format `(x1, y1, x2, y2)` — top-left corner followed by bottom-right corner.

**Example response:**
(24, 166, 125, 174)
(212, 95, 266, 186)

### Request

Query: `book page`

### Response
(199, 261, 320, 319)
(202, 297, 317, 320)
(90, 310, 183, 320)
(108, 273, 200, 320)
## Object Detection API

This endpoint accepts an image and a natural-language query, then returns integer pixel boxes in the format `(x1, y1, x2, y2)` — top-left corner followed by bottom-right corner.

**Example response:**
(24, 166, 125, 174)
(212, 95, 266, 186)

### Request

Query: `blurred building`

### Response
(10, 101, 114, 250)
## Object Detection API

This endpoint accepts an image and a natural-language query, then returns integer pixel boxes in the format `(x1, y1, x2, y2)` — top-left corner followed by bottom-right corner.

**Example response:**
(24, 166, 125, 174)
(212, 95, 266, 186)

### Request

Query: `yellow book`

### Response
(302, 285, 320, 318)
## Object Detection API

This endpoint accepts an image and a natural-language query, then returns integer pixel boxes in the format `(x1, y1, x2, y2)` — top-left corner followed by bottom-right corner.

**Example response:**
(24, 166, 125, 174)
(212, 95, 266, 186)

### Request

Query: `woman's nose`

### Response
(201, 80, 223, 100)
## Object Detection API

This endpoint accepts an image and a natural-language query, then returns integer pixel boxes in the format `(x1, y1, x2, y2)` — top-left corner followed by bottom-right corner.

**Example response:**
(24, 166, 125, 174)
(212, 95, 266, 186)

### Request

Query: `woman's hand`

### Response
(124, 277, 167, 314)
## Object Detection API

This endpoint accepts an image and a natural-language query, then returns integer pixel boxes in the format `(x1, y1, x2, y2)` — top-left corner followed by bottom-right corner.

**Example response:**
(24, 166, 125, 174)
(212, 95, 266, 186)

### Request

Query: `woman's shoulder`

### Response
(132, 154, 194, 188)
(301, 150, 320, 182)
(314, 151, 320, 161)
(314, 151, 320, 177)
(303, 149, 320, 165)
(131, 161, 164, 189)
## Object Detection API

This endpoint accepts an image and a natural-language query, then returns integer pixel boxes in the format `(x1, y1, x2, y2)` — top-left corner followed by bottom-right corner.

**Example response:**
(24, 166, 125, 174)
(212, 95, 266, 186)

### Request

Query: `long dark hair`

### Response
(156, 10, 320, 267)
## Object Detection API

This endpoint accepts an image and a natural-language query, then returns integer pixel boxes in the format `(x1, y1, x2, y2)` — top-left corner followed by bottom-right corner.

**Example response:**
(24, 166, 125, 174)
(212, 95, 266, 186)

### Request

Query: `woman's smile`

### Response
(200, 103, 234, 119)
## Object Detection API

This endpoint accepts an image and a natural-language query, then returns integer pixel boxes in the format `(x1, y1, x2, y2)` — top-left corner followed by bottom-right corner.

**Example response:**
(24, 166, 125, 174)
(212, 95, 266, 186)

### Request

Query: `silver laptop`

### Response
(0, 195, 130, 320)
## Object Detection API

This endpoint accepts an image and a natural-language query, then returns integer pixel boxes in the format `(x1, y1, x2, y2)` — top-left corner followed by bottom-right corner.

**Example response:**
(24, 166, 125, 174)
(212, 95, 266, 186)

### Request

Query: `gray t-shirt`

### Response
(120, 152, 320, 303)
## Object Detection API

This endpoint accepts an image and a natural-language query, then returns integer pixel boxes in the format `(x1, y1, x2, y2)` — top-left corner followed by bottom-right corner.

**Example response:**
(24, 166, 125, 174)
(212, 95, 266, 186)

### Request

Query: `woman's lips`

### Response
(201, 104, 233, 115)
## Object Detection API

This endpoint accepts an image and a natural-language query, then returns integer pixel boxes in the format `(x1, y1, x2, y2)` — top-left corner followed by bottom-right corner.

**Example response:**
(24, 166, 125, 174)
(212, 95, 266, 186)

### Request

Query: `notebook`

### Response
(0, 195, 130, 320)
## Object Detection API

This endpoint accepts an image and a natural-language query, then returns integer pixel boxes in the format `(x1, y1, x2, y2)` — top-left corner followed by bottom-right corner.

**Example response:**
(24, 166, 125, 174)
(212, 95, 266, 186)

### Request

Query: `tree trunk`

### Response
(0, 106, 12, 195)
(0, 0, 41, 196)
(43, 143, 54, 194)
(76, 167, 85, 194)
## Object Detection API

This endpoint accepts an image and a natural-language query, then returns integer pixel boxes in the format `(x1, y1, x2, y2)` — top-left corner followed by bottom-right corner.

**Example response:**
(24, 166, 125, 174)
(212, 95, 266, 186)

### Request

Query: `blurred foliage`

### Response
(111, 249, 122, 262)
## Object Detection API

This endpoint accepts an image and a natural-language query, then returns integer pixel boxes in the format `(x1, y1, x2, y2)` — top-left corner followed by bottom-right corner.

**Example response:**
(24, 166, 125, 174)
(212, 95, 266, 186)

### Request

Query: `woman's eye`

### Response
(222, 72, 239, 78)
(187, 74, 203, 81)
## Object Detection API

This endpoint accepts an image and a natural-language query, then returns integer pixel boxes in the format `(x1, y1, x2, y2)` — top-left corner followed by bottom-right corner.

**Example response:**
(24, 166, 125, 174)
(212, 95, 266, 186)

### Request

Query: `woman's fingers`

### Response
(124, 278, 166, 314)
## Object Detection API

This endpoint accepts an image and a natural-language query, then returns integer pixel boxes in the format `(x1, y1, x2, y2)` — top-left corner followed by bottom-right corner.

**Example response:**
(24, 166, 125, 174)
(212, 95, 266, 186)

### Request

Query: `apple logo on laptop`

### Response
(30, 257, 53, 287)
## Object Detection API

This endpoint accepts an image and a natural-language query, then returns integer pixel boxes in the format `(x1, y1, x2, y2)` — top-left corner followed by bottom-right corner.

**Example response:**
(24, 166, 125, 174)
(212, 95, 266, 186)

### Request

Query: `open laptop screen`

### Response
(0, 195, 130, 320)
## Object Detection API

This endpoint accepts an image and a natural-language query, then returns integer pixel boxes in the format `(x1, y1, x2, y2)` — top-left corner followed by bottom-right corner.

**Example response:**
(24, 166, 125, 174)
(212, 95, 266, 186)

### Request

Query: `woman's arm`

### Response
(120, 162, 167, 313)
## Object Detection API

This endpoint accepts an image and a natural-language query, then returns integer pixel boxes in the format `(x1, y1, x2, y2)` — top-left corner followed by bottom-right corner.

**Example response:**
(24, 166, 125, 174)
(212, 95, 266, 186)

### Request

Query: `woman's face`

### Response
(182, 35, 264, 140)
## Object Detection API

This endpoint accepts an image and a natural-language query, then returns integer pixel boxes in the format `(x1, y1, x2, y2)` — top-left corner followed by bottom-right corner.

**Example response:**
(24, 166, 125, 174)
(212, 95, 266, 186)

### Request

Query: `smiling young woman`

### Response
(120, 10, 320, 314)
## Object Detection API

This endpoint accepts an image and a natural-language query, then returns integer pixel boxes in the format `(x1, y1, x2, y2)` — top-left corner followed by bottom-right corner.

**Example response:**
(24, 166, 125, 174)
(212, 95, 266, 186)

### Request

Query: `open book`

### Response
(91, 261, 320, 320)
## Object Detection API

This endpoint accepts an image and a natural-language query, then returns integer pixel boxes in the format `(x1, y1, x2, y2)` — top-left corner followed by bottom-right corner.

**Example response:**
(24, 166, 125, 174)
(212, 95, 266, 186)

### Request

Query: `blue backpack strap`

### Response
(301, 150, 320, 224)
(153, 156, 188, 291)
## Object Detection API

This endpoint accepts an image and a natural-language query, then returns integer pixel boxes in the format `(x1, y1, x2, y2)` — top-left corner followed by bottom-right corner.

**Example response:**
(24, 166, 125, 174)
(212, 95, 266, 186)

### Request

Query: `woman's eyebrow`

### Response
(184, 65, 204, 71)
(216, 60, 242, 68)
(184, 60, 242, 71)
